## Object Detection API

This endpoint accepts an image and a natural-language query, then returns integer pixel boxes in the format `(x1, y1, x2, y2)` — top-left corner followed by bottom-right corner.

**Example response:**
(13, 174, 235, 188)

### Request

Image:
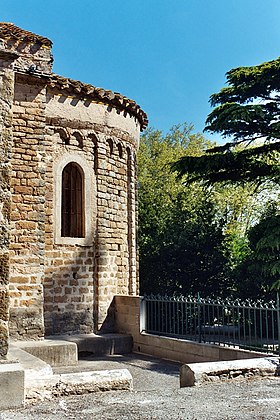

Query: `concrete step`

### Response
(6, 344, 133, 404)
(8, 345, 54, 399)
(48, 333, 133, 356)
(10, 339, 78, 367)
(8, 345, 53, 377)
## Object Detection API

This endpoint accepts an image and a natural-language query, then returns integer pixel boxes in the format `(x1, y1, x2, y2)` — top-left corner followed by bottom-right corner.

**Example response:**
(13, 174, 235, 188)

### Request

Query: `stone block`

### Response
(26, 369, 133, 398)
(0, 362, 25, 409)
(14, 339, 78, 367)
(180, 357, 279, 387)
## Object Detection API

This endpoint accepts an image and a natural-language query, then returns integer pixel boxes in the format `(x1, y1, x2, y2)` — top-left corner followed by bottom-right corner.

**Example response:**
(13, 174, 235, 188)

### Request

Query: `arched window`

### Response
(61, 162, 85, 237)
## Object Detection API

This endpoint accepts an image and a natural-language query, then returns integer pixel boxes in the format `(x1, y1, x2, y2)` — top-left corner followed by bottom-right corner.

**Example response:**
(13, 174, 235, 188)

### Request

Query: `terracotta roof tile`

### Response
(49, 74, 148, 130)
(0, 22, 52, 47)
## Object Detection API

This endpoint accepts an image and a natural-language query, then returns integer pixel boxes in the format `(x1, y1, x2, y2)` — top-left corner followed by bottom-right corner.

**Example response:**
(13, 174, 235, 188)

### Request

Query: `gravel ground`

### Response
(1, 353, 280, 419)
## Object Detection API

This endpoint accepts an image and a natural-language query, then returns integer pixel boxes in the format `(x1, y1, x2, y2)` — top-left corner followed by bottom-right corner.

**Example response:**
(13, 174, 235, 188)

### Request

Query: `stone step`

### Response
(6, 343, 133, 404)
(10, 339, 78, 367)
(8, 345, 54, 376)
(48, 333, 133, 356)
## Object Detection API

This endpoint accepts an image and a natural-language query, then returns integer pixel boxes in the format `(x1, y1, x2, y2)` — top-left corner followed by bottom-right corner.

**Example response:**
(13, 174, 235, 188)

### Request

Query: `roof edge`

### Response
(48, 74, 148, 130)
(0, 22, 52, 47)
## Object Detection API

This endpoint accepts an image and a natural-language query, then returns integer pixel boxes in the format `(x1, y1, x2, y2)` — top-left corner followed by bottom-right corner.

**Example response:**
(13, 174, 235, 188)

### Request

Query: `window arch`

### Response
(54, 152, 96, 246)
(72, 131, 83, 149)
(117, 143, 123, 159)
(61, 162, 85, 237)
(107, 138, 114, 155)
(55, 128, 70, 145)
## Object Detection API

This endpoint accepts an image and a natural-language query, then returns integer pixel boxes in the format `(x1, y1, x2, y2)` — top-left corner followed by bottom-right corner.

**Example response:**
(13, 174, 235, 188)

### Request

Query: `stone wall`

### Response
(44, 90, 139, 333)
(0, 54, 14, 357)
(95, 133, 137, 329)
(43, 124, 96, 335)
(8, 74, 47, 339)
(8, 80, 140, 338)
(0, 23, 53, 75)
(0, 23, 144, 343)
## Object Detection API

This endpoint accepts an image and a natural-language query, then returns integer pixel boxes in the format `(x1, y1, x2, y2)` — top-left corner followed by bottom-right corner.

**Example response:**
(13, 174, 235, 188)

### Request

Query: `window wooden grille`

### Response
(61, 162, 85, 237)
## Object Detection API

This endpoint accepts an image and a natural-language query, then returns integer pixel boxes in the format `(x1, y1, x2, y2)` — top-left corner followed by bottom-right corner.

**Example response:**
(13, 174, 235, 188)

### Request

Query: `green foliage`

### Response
(170, 57, 280, 299)
(232, 206, 280, 298)
(138, 124, 232, 296)
(138, 124, 211, 254)
(138, 122, 280, 299)
(173, 142, 280, 184)
(173, 57, 280, 185)
(207, 57, 280, 142)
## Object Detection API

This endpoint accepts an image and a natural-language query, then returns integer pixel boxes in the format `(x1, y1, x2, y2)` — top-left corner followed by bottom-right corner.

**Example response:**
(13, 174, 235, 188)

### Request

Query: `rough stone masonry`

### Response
(0, 23, 147, 358)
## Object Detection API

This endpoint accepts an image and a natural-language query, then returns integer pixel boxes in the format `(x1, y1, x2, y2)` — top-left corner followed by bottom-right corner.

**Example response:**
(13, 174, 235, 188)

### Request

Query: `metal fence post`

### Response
(140, 296, 147, 333)
(277, 291, 280, 357)
(198, 292, 202, 343)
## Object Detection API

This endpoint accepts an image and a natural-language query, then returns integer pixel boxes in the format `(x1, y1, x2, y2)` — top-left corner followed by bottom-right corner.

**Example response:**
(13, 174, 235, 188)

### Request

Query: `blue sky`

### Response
(1, 0, 280, 141)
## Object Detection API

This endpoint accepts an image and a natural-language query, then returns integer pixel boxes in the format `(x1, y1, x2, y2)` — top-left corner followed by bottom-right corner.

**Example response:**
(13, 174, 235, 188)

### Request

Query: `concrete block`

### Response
(179, 353, 205, 364)
(174, 339, 205, 356)
(154, 348, 177, 362)
(180, 357, 279, 387)
(141, 334, 165, 348)
(201, 344, 220, 361)
(115, 295, 140, 308)
(13, 339, 78, 367)
(218, 348, 239, 361)
(0, 362, 25, 409)
(8, 345, 53, 392)
(235, 349, 265, 360)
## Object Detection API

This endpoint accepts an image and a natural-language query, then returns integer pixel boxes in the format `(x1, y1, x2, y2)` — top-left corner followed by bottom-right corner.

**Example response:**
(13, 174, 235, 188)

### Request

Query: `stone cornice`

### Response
(49, 74, 148, 131)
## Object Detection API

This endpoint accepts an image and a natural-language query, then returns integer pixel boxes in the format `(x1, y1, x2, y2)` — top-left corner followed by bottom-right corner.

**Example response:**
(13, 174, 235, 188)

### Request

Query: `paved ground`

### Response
(1, 353, 280, 419)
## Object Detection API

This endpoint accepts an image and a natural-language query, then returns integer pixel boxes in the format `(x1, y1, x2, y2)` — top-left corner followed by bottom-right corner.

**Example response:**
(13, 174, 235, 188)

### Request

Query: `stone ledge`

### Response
(26, 368, 133, 401)
(180, 357, 279, 387)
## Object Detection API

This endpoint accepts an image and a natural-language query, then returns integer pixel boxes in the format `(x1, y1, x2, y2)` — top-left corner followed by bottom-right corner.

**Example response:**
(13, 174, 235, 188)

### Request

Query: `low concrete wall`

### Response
(114, 295, 266, 364)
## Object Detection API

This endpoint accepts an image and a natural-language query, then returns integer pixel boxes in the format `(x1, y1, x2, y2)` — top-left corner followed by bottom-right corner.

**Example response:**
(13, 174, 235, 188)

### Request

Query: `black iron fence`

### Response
(141, 294, 280, 355)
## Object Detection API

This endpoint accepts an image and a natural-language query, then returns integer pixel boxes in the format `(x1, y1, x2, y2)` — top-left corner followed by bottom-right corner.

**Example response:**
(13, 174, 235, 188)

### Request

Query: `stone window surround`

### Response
(54, 152, 96, 246)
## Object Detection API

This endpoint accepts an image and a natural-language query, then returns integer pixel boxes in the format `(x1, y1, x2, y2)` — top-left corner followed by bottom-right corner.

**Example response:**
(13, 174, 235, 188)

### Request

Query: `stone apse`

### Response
(0, 23, 147, 357)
